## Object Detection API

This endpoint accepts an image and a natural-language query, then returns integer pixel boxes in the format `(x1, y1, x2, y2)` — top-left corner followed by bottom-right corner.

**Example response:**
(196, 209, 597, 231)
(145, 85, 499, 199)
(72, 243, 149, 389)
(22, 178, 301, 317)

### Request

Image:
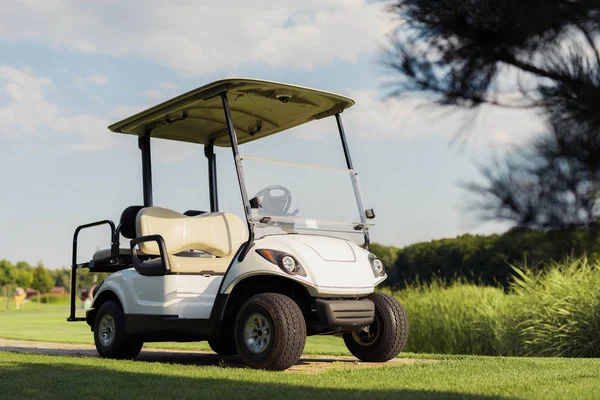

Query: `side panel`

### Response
(94, 269, 222, 319)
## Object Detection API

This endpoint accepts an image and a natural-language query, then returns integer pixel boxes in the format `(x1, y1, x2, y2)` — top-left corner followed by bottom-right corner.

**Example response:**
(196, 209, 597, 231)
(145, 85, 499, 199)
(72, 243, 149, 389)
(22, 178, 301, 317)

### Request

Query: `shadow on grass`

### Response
(0, 344, 417, 370)
(0, 356, 508, 400)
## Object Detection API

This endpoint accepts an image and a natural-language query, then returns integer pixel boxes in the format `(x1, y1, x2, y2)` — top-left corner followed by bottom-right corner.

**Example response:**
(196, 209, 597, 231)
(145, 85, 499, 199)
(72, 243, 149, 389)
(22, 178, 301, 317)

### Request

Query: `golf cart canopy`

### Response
(108, 78, 355, 146)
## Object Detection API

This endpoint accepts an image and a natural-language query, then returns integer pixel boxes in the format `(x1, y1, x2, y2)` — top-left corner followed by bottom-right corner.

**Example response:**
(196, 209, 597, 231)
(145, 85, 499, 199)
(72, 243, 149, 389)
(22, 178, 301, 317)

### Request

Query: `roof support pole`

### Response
(205, 141, 219, 212)
(335, 113, 370, 249)
(138, 133, 153, 207)
(221, 92, 254, 257)
(335, 113, 354, 170)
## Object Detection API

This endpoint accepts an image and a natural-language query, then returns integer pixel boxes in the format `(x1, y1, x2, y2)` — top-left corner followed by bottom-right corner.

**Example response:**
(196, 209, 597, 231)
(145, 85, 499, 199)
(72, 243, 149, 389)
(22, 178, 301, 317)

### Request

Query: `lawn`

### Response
(2, 352, 600, 399)
(2, 304, 600, 399)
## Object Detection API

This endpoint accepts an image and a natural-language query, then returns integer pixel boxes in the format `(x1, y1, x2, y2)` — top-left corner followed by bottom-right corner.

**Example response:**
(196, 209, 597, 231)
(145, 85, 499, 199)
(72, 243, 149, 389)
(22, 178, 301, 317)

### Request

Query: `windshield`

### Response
(239, 155, 371, 245)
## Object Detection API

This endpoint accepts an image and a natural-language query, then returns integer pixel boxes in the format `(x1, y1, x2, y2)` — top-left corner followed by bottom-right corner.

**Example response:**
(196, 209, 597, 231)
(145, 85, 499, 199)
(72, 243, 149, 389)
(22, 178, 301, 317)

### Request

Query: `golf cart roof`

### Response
(109, 78, 355, 147)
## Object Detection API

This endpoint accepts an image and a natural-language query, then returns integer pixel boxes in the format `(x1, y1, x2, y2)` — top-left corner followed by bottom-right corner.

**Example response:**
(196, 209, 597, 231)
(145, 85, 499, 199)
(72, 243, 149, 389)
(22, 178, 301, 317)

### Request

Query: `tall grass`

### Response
(395, 257, 600, 357)
(394, 281, 508, 355)
(506, 258, 600, 357)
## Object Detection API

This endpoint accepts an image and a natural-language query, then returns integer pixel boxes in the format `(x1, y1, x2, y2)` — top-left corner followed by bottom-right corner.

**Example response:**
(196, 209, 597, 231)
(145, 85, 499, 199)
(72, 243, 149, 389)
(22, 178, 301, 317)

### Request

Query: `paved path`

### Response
(0, 338, 434, 373)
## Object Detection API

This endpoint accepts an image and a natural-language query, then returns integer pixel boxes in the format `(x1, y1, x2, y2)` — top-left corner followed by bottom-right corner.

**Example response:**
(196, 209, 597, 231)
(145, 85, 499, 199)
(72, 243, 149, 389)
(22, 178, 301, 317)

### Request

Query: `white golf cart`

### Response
(68, 78, 408, 370)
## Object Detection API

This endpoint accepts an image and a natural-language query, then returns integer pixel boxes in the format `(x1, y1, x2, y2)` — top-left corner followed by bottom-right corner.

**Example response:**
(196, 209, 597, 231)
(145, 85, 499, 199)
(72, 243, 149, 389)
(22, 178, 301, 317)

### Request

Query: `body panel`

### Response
(93, 270, 222, 319)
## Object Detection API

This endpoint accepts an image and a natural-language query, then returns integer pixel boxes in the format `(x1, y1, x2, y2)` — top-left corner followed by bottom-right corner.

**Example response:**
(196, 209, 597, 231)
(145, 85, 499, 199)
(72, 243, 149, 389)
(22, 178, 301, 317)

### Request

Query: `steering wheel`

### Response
(253, 185, 294, 216)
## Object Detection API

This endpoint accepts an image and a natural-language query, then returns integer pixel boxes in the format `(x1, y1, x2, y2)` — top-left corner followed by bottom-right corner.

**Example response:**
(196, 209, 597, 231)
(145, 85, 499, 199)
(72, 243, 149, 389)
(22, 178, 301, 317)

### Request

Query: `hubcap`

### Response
(98, 314, 116, 347)
(352, 314, 381, 346)
(243, 312, 272, 354)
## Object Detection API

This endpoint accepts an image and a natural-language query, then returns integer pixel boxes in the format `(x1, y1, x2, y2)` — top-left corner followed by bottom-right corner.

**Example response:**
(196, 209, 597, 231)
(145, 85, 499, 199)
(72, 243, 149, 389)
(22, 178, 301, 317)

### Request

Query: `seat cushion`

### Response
(168, 254, 231, 274)
(92, 248, 131, 261)
(136, 207, 246, 257)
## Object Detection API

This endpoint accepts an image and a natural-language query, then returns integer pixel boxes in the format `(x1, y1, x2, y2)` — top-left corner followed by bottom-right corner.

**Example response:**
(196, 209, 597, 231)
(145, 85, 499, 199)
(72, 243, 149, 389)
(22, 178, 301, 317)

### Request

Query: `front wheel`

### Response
(208, 336, 237, 356)
(93, 300, 143, 359)
(343, 292, 409, 362)
(234, 293, 306, 370)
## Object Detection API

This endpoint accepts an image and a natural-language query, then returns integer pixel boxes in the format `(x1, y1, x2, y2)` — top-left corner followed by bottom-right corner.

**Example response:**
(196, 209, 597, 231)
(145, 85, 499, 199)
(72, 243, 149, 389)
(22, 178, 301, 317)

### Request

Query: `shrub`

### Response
(29, 294, 69, 305)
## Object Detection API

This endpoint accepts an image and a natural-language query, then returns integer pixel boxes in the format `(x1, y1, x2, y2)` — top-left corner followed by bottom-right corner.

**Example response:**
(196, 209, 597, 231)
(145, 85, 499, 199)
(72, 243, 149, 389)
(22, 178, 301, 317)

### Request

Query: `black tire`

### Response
(234, 293, 306, 370)
(343, 292, 409, 362)
(208, 336, 238, 356)
(93, 300, 143, 360)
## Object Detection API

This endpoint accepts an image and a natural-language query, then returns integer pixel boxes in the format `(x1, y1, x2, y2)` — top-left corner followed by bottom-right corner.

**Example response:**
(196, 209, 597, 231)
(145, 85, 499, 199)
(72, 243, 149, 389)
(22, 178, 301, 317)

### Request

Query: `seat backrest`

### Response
(120, 205, 145, 239)
(136, 207, 246, 257)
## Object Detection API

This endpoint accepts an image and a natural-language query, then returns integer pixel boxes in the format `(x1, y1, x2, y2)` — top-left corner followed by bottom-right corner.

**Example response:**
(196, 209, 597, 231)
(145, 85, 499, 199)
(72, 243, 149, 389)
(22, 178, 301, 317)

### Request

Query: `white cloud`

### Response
(139, 82, 179, 101)
(339, 89, 546, 148)
(0, 65, 113, 150)
(0, 0, 395, 75)
(75, 74, 109, 87)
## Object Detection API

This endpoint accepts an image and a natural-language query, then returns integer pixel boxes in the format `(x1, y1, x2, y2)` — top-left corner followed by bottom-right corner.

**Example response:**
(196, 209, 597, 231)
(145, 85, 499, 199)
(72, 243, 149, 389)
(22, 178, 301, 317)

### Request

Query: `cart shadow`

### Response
(1, 344, 425, 371)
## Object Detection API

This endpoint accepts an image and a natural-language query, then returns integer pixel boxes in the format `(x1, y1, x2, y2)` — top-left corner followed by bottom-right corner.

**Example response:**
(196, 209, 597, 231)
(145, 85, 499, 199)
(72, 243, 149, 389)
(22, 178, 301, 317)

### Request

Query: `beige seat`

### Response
(135, 207, 246, 274)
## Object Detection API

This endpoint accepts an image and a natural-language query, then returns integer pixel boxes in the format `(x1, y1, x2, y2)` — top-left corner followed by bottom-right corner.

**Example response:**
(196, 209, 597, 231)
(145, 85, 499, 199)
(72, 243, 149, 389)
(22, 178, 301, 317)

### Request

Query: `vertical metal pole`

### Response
(335, 113, 370, 249)
(69, 232, 78, 321)
(221, 93, 254, 253)
(335, 113, 354, 170)
(205, 142, 219, 212)
(69, 266, 76, 320)
(138, 133, 153, 207)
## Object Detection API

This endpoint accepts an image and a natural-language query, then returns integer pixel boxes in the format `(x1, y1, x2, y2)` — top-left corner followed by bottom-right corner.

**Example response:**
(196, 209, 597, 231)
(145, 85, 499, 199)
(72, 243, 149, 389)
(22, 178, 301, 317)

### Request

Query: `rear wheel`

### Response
(234, 293, 306, 370)
(343, 292, 408, 362)
(93, 300, 143, 359)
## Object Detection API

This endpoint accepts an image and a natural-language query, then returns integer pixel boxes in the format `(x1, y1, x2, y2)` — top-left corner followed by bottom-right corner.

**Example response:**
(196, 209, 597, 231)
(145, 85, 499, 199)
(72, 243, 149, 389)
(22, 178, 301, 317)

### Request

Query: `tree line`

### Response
(372, 225, 600, 289)
(0, 260, 104, 295)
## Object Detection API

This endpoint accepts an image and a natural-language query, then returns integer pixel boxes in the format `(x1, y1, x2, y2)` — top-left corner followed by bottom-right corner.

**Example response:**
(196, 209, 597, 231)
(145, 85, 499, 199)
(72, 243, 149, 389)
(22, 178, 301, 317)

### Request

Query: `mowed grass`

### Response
(2, 352, 600, 400)
(0, 305, 352, 355)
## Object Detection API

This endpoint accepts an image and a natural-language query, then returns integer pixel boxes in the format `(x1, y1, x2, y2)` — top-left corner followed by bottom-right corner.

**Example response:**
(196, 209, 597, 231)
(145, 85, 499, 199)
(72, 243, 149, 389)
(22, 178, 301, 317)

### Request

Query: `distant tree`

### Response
(15, 260, 33, 272)
(0, 259, 15, 287)
(0, 260, 16, 309)
(31, 263, 54, 294)
(385, 0, 600, 229)
(14, 269, 33, 289)
(51, 268, 71, 291)
(370, 243, 400, 268)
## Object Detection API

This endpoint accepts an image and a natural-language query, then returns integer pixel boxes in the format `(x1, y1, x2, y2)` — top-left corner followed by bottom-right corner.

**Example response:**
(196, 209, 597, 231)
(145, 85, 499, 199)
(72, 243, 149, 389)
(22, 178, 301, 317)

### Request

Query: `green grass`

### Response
(2, 352, 600, 399)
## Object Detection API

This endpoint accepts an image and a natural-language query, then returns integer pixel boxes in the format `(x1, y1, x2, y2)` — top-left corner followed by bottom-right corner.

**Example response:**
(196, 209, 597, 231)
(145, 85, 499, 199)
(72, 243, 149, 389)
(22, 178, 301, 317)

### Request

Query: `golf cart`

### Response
(68, 78, 409, 370)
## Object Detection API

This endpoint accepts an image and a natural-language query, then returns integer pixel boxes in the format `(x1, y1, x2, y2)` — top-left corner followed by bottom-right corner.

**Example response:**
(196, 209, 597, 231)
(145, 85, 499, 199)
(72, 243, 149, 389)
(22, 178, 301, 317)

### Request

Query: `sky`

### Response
(0, 0, 545, 268)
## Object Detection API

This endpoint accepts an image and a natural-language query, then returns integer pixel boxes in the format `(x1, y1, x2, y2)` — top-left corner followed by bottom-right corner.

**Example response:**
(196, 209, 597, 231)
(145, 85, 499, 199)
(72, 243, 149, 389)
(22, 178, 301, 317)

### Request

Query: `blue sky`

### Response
(0, 0, 543, 268)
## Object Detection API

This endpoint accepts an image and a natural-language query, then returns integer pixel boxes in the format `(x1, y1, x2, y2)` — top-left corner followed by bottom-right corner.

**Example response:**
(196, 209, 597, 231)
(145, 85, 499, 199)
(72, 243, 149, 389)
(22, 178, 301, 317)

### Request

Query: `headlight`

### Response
(369, 254, 385, 277)
(256, 249, 306, 276)
(281, 256, 297, 272)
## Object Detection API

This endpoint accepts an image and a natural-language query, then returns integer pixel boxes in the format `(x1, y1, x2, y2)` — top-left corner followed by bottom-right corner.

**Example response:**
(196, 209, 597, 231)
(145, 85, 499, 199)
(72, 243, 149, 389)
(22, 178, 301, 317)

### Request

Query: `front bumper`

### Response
(315, 298, 374, 331)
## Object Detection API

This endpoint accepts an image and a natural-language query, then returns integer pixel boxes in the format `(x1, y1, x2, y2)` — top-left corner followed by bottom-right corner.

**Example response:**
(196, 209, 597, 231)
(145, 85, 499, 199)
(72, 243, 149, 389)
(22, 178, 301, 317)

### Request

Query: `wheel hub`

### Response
(243, 312, 272, 354)
(98, 314, 116, 347)
(352, 314, 381, 346)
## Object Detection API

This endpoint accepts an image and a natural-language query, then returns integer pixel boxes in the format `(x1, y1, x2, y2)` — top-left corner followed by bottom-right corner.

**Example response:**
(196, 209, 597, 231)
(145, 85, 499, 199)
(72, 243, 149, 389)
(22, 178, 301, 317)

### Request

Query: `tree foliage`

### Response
(386, 0, 600, 229)
(0, 259, 15, 286)
(381, 224, 600, 289)
(31, 263, 54, 293)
